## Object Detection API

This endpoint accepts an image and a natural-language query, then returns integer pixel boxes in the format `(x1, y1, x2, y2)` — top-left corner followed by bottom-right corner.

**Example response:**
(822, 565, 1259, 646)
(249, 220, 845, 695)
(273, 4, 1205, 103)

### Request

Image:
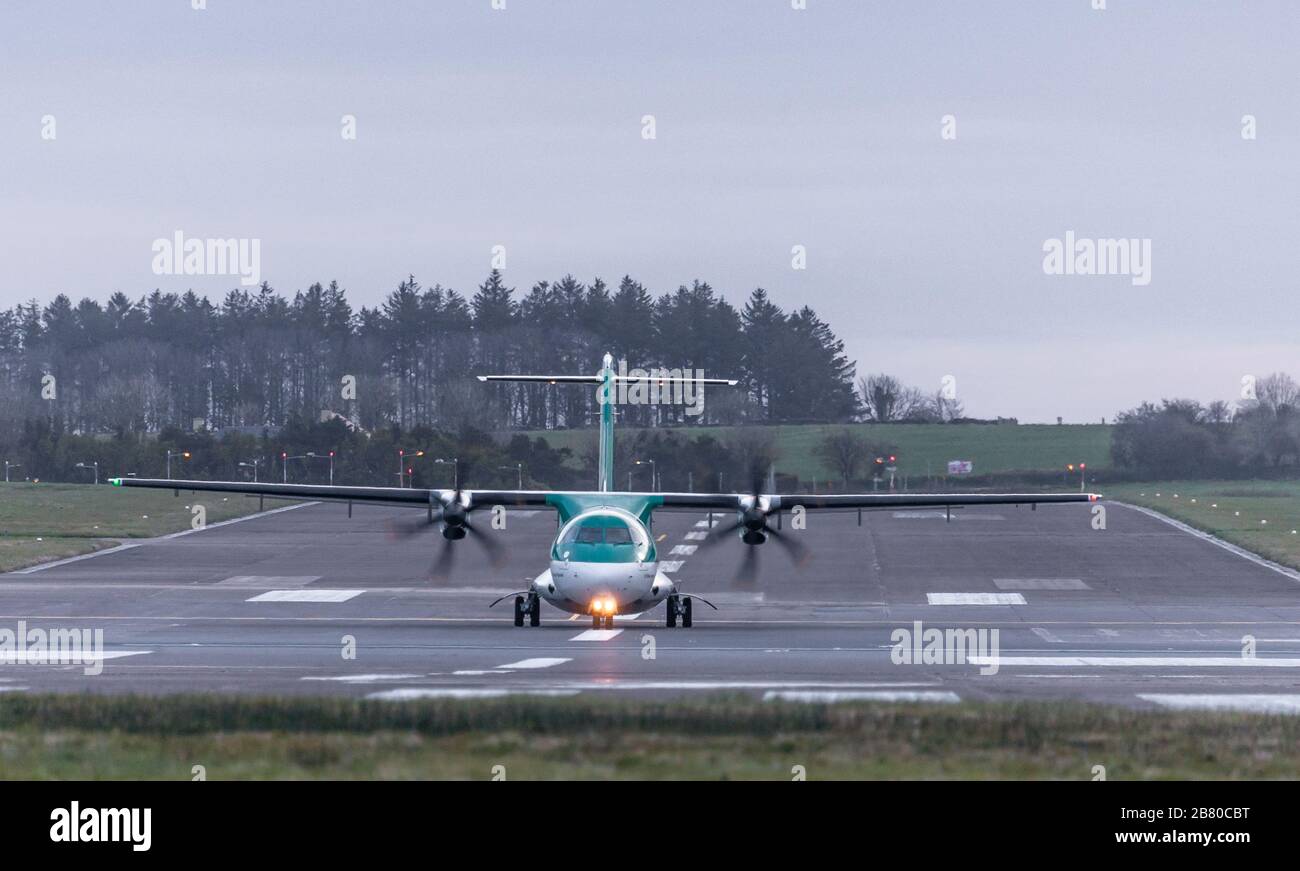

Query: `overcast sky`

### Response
(1, 1, 1296, 422)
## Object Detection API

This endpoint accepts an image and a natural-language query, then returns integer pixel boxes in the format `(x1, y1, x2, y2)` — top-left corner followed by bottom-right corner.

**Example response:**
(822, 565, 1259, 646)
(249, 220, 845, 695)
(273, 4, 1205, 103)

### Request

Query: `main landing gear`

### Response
(513, 592, 541, 627)
(666, 594, 693, 629)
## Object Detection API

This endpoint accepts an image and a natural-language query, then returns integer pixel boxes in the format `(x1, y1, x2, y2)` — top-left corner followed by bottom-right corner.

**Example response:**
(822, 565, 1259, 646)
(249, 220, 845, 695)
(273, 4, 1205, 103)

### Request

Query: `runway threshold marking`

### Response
(245, 590, 365, 603)
(1138, 694, 1300, 714)
(927, 593, 1026, 605)
(764, 690, 961, 704)
(971, 656, 1300, 668)
(570, 629, 624, 641)
(495, 657, 571, 669)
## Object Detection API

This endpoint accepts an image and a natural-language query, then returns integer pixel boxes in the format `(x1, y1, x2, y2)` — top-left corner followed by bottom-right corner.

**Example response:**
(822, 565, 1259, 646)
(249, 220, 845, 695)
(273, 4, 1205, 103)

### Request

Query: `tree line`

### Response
(1111, 373, 1300, 479)
(0, 272, 861, 445)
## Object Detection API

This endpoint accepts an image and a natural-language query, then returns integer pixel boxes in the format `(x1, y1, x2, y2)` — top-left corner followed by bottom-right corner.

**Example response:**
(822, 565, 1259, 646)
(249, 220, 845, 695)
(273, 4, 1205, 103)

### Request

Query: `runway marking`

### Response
(694, 520, 710, 528)
(1031, 627, 1063, 643)
(1138, 694, 1300, 714)
(11, 501, 317, 574)
(669, 545, 698, 556)
(995, 578, 1090, 591)
(1117, 502, 1300, 585)
(764, 690, 961, 704)
(452, 670, 512, 676)
(613, 612, 643, 621)
(367, 688, 581, 701)
(927, 593, 1026, 605)
(577, 680, 941, 691)
(301, 673, 422, 683)
(495, 657, 571, 670)
(570, 629, 624, 641)
(892, 512, 1004, 520)
(970, 656, 1300, 668)
(659, 560, 684, 573)
(218, 575, 321, 587)
(684, 531, 708, 541)
(0, 649, 151, 664)
(246, 589, 364, 603)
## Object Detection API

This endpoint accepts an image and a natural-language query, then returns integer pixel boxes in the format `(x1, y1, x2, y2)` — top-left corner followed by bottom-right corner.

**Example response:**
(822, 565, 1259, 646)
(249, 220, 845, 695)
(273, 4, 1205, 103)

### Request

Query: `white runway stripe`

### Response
(764, 690, 961, 704)
(669, 544, 698, 555)
(659, 561, 684, 573)
(495, 657, 571, 670)
(301, 673, 421, 683)
(971, 656, 1300, 668)
(927, 592, 1026, 605)
(995, 578, 1090, 590)
(368, 688, 581, 701)
(1138, 694, 1300, 714)
(684, 531, 708, 541)
(0, 649, 151, 664)
(246, 589, 364, 603)
(570, 629, 624, 641)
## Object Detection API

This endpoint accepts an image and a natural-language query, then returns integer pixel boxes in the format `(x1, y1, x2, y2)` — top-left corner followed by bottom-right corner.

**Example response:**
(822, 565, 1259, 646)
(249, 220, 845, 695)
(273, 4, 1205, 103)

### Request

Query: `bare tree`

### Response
(815, 427, 869, 483)
(1254, 372, 1299, 413)
(858, 374, 924, 422)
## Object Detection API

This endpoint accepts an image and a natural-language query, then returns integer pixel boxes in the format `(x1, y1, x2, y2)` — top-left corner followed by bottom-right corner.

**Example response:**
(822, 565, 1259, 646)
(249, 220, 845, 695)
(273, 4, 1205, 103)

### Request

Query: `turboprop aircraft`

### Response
(110, 353, 1100, 629)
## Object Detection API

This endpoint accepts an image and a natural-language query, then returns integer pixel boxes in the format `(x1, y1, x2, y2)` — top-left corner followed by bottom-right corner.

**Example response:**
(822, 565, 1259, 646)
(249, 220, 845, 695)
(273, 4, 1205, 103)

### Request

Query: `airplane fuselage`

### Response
(532, 504, 675, 617)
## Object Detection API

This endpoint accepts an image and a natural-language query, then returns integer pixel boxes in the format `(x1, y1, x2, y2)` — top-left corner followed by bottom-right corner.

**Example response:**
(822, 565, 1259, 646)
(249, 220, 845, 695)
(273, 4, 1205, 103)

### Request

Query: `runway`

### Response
(4, 495, 1300, 712)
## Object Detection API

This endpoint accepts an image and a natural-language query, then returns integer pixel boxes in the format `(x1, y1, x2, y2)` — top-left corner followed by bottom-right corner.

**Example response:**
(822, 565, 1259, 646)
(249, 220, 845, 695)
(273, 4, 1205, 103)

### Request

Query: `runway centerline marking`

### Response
(570, 629, 624, 641)
(927, 593, 1026, 605)
(995, 579, 1090, 591)
(495, 657, 571, 669)
(246, 589, 365, 603)
(1031, 627, 1063, 643)
(669, 545, 697, 556)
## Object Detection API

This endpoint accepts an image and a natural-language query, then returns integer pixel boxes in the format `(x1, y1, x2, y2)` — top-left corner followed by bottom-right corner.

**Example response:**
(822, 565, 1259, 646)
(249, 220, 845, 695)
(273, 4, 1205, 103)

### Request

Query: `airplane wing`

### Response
(653, 491, 1100, 511)
(109, 478, 555, 509)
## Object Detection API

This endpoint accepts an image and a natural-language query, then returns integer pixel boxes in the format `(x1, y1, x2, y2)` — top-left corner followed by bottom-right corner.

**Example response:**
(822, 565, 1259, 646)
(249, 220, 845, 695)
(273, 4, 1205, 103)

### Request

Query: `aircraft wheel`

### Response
(513, 596, 525, 627)
(666, 596, 678, 628)
(592, 615, 602, 629)
(528, 595, 540, 627)
(682, 597, 693, 628)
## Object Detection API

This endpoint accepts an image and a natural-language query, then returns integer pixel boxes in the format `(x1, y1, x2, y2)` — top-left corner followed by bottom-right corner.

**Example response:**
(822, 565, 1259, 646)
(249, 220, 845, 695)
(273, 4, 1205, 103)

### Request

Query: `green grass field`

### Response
(1107, 480, 1300, 571)
(0, 693, 1295, 779)
(0, 482, 268, 572)
(523, 423, 1112, 483)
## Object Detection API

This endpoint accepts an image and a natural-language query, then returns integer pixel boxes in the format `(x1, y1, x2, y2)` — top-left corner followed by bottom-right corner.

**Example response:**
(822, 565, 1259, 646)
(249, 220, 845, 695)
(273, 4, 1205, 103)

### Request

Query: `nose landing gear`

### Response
(512, 592, 541, 627)
(666, 594, 692, 628)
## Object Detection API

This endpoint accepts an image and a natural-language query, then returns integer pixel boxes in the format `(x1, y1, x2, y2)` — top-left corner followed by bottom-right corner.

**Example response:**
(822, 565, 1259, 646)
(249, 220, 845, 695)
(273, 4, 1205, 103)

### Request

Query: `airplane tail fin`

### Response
(478, 354, 738, 492)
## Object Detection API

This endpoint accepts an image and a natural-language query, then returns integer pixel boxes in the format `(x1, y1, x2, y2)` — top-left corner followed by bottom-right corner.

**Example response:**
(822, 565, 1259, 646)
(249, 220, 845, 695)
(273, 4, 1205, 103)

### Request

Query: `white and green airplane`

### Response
(111, 353, 1100, 629)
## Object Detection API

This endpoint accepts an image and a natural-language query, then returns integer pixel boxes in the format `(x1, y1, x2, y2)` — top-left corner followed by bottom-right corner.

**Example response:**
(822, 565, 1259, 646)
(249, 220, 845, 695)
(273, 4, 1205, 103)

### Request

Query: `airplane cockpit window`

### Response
(576, 525, 604, 544)
(605, 526, 633, 545)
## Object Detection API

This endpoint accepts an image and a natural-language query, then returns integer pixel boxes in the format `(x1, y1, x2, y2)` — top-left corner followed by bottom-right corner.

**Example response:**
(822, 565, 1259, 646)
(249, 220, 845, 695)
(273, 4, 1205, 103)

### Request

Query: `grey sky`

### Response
(2, 1, 1296, 422)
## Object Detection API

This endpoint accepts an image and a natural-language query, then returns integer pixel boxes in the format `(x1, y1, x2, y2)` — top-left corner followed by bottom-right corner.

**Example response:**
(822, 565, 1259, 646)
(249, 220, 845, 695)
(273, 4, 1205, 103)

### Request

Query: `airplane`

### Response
(110, 353, 1101, 629)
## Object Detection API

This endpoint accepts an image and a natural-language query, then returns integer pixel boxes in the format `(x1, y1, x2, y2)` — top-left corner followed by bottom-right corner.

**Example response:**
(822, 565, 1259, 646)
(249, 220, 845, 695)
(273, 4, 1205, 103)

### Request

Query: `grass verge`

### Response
(0, 482, 274, 572)
(0, 693, 1296, 779)
(1107, 480, 1300, 571)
